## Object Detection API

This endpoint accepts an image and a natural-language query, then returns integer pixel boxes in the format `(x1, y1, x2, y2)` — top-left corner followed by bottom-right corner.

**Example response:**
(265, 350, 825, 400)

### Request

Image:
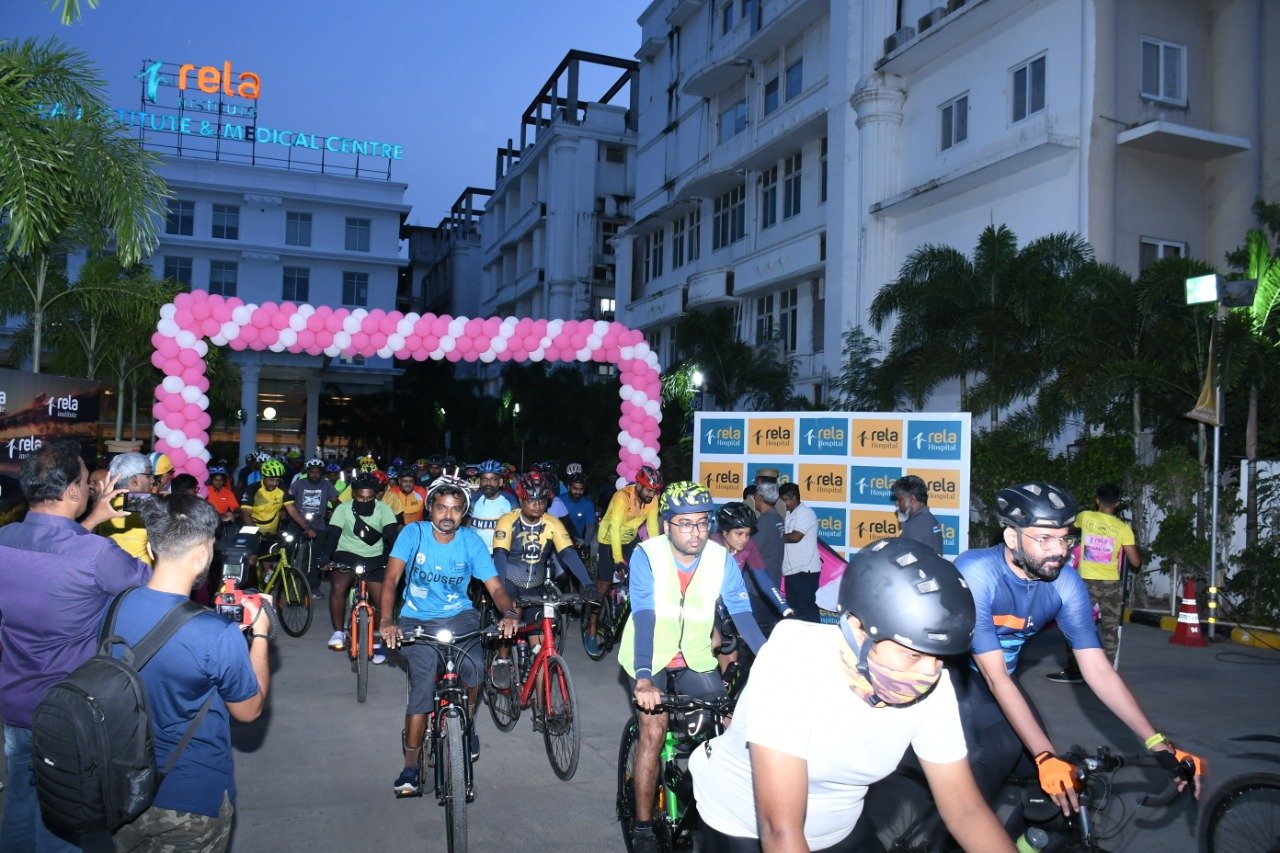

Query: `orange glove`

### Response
(1035, 751, 1078, 797)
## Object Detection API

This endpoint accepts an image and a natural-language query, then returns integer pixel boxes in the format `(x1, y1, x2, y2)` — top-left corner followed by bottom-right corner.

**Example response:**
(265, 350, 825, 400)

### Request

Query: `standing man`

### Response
(891, 474, 944, 553)
(0, 439, 150, 851)
(111, 494, 269, 851)
(751, 481, 785, 584)
(1048, 483, 1141, 683)
(779, 482, 821, 622)
(104, 450, 155, 565)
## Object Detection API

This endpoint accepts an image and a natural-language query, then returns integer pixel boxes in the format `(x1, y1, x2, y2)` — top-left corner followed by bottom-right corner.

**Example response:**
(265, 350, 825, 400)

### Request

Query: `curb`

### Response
(1127, 609, 1280, 650)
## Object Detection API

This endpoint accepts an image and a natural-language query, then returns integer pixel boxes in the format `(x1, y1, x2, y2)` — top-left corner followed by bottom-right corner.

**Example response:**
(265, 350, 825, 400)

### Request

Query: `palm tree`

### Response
(49, 0, 101, 24)
(672, 307, 795, 410)
(0, 38, 168, 371)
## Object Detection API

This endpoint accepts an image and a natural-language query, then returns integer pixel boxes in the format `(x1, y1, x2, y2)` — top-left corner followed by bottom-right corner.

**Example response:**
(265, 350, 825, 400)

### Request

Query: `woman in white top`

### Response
(690, 537, 1014, 852)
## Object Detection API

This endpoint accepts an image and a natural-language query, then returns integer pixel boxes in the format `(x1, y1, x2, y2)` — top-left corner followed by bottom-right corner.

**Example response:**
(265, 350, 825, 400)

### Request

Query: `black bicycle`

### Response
(581, 580, 630, 661)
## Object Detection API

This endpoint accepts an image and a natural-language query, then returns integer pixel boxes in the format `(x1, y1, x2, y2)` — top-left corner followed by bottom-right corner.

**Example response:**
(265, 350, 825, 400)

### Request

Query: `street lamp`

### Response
(690, 368, 705, 411)
(513, 403, 524, 470)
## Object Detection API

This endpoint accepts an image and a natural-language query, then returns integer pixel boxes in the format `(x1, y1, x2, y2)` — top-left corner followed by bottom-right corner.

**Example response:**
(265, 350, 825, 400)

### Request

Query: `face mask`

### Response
(895, 509, 909, 524)
(838, 619, 941, 708)
(353, 499, 375, 517)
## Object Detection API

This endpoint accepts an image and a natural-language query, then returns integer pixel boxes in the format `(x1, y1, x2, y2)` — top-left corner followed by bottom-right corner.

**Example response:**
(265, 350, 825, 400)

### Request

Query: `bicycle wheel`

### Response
(617, 717, 671, 851)
(442, 710, 468, 852)
(354, 608, 370, 704)
(295, 538, 313, 587)
(580, 597, 612, 661)
(277, 565, 313, 637)
(485, 662, 521, 732)
(542, 654, 580, 780)
(1199, 771, 1280, 853)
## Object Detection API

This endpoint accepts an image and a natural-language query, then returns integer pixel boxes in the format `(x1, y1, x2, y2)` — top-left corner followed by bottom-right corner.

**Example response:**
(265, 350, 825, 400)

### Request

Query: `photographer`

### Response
(102, 451, 156, 565)
(112, 493, 268, 851)
(0, 439, 149, 851)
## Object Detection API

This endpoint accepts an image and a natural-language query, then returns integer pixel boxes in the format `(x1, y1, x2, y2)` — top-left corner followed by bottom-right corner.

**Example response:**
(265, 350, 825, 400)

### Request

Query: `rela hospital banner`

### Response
(693, 411, 971, 559)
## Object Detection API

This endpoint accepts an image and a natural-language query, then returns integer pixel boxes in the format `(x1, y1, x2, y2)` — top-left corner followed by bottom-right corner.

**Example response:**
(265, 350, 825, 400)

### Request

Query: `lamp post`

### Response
(691, 368, 705, 411)
(513, 403, 524, 471)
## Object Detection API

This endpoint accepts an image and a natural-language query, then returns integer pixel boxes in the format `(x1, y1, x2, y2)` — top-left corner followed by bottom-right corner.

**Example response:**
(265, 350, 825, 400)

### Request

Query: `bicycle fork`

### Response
(434, 677, 475, 804)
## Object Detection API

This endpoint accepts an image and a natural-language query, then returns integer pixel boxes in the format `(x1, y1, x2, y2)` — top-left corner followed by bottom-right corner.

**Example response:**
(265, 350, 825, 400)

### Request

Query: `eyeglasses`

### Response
(669, 519, 710, 533)
(1021, 532, 1078, 551)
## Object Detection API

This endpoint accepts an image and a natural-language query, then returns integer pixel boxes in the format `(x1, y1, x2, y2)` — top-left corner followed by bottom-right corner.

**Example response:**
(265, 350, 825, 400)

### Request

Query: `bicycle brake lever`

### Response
(1140, 756, 1195, 807)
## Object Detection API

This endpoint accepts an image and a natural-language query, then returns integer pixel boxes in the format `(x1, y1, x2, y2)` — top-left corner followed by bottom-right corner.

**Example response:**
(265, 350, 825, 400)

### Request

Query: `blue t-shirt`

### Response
(109, 587, 258, 817)
(561, 494, 596, 539)
(955, 544, 1101, 674)
(391, 522, 498, 620)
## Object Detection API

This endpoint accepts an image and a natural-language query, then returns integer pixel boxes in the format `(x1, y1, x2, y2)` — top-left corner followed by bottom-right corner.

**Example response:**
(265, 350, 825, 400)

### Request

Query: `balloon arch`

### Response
(150, 291, 663, 487)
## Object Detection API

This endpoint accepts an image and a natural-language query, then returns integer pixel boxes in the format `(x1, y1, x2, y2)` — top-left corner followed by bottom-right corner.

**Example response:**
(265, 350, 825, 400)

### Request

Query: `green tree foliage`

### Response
(831, 326, 895, 411)
(672, 307, 799, 410)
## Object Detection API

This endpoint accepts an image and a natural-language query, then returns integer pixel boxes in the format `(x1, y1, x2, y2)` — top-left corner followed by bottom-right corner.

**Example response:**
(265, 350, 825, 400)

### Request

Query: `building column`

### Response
(546, 135, 580, 319)
(850, 74, 906, 333)
(238, 360, 260, 465)
(304, 374, 321, 459)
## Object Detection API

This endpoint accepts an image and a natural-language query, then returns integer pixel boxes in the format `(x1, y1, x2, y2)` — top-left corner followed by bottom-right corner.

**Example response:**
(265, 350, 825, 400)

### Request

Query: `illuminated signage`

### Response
(138, 59, 261, 103)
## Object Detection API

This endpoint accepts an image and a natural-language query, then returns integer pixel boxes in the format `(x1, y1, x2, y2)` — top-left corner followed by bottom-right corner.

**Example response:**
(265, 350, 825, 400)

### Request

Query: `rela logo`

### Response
(907, 420, 962, 460)
(849, 466, 902, 503)
(799, 418, 848, 455)
(7, 436, 42, 459)
(699, 419, 745, 454)
(46, 394, 79, 417)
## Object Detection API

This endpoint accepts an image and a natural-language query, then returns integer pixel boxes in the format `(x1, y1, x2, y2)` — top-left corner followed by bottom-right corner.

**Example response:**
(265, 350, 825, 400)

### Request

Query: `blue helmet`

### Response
(477, 459, 505, 475)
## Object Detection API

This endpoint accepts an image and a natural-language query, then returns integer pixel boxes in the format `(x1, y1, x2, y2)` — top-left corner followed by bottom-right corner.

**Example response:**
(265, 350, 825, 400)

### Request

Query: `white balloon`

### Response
(181, 386, 201, 404)
(627, 438, 643, 454)
(529, 348, 544, 362)
(396, 317, 415, 336)
(377, 347, 393, 359)
(268, 337, 287, 353)
(546, 319, 564, 337)
(153, 420, 170, 439)
(594, 320, 610, 337)
(576, 348, 592, 361)
(323, 345, 341, 358)
(644, 400, 661, 417)
(501, 317, 518, 331)
(288, 311, 308, 331)
(631, 391, 648, 407)
(616, 476, 628, 489)
(586, 335, 602, 351)
(168, 429, 188, 447)
(387, 334, 405, 351)
(193, 340, 209, 358)
(619, 346, 635, 361)
(277, 328, 297, 347)
(184, 437, 204, 457)
(159, 303, 177, 321)
(633, 342, 650, 359)
(342, 313, 362, 334)
(448, 317, 466, 337)
(231, 306, 251, 326)
(491, 336, 508, 353)
(617, 431, 631, 446)
(197, 394, 209, 410)
(296, 303, 316, 318)
(439, 337, 456, 353)
(209, 334, 227, 347)
(199, 449, 212, 462)
(333, 331, 352, 350)
(174, 330, 197, 349)
(349, 307, 368, 322)
(162, 376, 184, 394)
(156, 318, 180, 337)
(221, 321, 239, 340)
(479, 350, 496, 363)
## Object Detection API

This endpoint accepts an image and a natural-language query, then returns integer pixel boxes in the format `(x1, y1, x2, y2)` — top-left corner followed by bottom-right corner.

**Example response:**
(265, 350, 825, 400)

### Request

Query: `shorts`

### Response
(401, 609, 484, 714)
(629, 666, 724, 702)
(332, 550, 388, 582)
(596, 538, 639, 582)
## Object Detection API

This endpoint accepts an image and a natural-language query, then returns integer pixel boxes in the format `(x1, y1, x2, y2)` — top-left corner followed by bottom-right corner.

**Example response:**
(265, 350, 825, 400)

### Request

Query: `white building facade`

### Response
(625, 0, 1277, 407)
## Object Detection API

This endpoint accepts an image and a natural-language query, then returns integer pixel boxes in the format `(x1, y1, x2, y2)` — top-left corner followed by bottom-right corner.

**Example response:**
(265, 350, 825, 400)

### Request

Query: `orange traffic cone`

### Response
(1169, 576, 1207, 647)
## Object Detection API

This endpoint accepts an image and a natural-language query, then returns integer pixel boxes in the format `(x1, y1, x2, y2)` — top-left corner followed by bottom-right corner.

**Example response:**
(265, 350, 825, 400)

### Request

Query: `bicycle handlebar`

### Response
(330, 561, 368, 575)
(397, 625, 500, 647)
(632, 692, 738, 715)
(1063, 745, 1196, 808)
(514, 593, 583, 609)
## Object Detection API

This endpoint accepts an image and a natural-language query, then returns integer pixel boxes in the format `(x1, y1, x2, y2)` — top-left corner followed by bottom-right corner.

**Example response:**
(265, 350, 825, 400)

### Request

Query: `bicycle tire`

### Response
(355, 608, 370, 704)
(485, 664, 521, 732)
(1198, 771, 1280, 853)
(542, 654, 580, 781)
(443, 710, 468, 852)
(581, 597, 612, 661)
(617, 717, 672, 851)
(277, 565, 313, 637)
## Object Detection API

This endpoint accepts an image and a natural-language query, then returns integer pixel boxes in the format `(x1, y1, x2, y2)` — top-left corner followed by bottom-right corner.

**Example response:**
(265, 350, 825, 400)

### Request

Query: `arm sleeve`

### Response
(748, 567, 791, 616)
(604, 493, 626, 565)
(629, 547, 657, 679)
(644, 500, 660, 540)
(555, 538, 592, 588)
(720, 554, 767, 653)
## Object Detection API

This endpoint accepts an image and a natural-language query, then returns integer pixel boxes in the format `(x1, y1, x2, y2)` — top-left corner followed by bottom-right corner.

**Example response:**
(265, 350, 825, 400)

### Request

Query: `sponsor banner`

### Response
(935, 513, 961, 557)
(747, 418, 796, 455)
(798, 463, 847, 503)
(849, 465, 902, 505)
(699, 418, 746, 455)
(812, 506, 847, 549)
(0, 368, 102, 508)
(851, 418, 904, 458)
(907, 419, 963, 460)
(905, 467, 962, 510)
(798, 417, 849, 456)
(698, 460, 745, 499)
(848, 509, 901, 548)
(746, 460, 793, 486)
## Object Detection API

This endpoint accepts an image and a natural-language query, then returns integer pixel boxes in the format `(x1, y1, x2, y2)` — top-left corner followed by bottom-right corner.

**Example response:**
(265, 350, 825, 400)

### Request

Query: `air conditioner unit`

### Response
(946, 0, 967, 12)
(918, 7, 947, 32)
(883, 26, 916, 56)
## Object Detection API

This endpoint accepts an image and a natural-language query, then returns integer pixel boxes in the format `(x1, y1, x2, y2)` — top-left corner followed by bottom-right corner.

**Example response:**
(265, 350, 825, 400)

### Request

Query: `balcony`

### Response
(877, 0, 1051, 75)
(686, 268, 735, 309)
(1117, 121, 1250, 161)
(626, 283, 684, 328)
(485, 201, 545, 258)
(666, 0, 703, 27)
(733, 231, 823, 294)
(510, 265, 545, 303)
(684, 0, 825, 97)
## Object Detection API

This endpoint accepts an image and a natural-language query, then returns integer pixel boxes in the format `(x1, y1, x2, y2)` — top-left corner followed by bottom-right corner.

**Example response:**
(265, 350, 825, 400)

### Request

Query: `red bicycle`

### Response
(483, 588, 581, 780)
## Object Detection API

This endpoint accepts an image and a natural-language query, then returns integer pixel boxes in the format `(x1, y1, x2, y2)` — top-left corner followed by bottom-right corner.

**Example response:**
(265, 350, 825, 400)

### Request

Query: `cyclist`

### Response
(381, 471, 427, 524)
(584, 465, 663, 655)
(380, 473, 519, 787)
(560, 466, 598, 552)
(240, 458, 309, 583)
(415, 453, 445, 490)
(326, 473, 399, 660)
(954, 482, 1202, 817)
(469, 459, 514, 552)
(289, 459, 339, 594)
(711, 501, 793, 638)
(487, 472, 598, 691)
(690, 538, 1014, 852)
(622, 481, 767, 853)
(324, 461, 347, 504)
(205, 466, 240, 526)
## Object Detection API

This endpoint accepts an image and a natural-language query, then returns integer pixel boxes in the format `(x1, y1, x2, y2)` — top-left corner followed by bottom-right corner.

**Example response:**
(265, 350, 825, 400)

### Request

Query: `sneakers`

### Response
(393, 766, 420, 797)
(310, 585, 325, 599)
(468, 723, 480, 762)
(583, 634, 600, 656)
(630, 824, 660, 853)
(489, 657, 514, 690)
(1046, 670, 1084, 684)
(327, 630, 345, 651)
(371, 644, 387, 665)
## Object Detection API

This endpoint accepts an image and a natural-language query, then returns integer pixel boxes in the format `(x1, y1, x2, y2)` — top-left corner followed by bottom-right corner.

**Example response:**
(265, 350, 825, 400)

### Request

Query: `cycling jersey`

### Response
(390, 522, 497, 621)
(491, 510, 589, 590)
(243, 483, 292, 535)
(560, 493, 597, 542)
(289, 478, 337, 529)
(381, 485, 427, 524)
(598, 485, 660, 565)
(469, 492, 514, 552)
(954, 544, 1100, 673)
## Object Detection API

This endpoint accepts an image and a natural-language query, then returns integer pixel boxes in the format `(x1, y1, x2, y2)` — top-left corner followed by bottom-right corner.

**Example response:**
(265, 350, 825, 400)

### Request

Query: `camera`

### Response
(219, 525, 260, 580)
(123, 492, 152, 513)
(215, 576, 272, 630)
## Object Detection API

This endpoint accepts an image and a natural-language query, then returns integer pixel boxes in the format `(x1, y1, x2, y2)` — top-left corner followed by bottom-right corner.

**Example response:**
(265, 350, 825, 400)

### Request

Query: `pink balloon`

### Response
(404, 334, 421, 352)
(497, 349, 513, 361)
(228, 338, 247, 351)
(159, 338, 179, 359)
(620, 401, 635, 416)
(210, 300, 233, 323)
(326, 314, 343, 333)
(163, 394, 184, 413)
(445, 349, 462, 362)
(545, 347, 561, 361)
(456, 337, 474, 354)
(162, 411, 184, 429)
(411, 348, 428, 361)
(463, 318, 483, 338)
(193, 412, 212, 431)
(167, 448, 188, 467)
(150, 351, 166, 370)
(239, 326, 260, 344)
(298, 329, 316, 348)
(191, 301, 210, 321)
(200, 318, 219, 337)
(380, 313, 399, 335)
(178, 349, 198, 367)
(270, 310, 290, 331)
(315, 330, 334, 348)
(251, 309, 270, 329)
(482, 317, 501, 336)
(182, 403, 202, 420)
(181, 369, 203, 386)
(369, 332, 387, 349)
(307, 313, 326, 332)
(279, 301, 297, 316)
(352, 332, 370, 351)
(422, 335, 439, 352)
(259, 328, 279, 347)
(462, 350, 478, 363)
(432, 318, 449, 337)
(193, 375, 210, 393)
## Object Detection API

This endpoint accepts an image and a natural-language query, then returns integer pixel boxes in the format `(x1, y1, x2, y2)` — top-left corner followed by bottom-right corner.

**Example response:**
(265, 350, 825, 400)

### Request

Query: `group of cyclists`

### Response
(172, 443, 1206, 851)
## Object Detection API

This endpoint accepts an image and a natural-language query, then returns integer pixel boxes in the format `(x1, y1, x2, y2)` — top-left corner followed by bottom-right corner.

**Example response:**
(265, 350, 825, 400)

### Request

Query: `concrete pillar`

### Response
(238, 360, 260, 465)
(850, 74, 906, 331)
(304, 374, 320, 459)
(545, 135, 579, 319)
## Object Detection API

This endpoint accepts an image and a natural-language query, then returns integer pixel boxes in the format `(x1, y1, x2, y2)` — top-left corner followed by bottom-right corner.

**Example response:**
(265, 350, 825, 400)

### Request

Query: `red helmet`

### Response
(635, 465, 663, 491)
(372, 469, 390, 487)
(515, 472, 552, 503)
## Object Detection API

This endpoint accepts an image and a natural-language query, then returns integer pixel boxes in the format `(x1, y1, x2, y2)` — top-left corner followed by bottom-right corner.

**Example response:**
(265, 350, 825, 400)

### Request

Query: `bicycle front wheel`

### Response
(354, 608, 370, 704)
(542, 654, 580, 781)
(581, 598, 612, 661)
(1199, 771, 1280, 853)
(485, 659, 521, 732)
(277, 565, 313, 637)
(442, 711, 469, 852)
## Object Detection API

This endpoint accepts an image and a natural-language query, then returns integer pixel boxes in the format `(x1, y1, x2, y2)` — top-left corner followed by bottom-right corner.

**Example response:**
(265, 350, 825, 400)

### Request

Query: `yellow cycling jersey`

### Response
(598, 485, 660, 565)
(492, 510, 574, 588)
(246, 484, 292, 534)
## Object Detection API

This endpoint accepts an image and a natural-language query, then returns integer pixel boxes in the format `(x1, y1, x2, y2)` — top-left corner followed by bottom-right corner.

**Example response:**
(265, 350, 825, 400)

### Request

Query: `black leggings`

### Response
(700, 814, 880, 852)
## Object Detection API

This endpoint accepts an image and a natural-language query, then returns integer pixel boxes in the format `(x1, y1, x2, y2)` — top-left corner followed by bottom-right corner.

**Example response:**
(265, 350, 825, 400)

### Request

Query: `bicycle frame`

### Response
(432, 662, 474, 804)
(346, 567, 375, 662)
(515, 603, 560, 713)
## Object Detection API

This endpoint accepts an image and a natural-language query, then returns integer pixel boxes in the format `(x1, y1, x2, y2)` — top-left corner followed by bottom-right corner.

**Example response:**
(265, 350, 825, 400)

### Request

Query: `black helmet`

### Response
(715, 502, 757, 535)
(838, 538, 975, 656)
(996, 483, 1077, 529)
(515, 472, 553, 503)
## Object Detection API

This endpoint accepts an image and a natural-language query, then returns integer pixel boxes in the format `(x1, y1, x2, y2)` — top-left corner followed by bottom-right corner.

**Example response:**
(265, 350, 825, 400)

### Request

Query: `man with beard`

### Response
(953, 483, 1201, 820)
(326, 475, 398, 662)
(470, 460, 514, 552)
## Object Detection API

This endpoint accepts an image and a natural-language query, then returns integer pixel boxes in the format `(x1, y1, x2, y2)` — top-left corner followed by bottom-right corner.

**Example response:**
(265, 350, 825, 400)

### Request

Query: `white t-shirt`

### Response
(782, 502, 820, 575)
(690, 621, 967, 849)
(469, 493, 513, 552)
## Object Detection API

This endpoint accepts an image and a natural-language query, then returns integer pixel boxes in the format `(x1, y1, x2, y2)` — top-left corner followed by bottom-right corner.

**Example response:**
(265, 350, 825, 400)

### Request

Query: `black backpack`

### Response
(31, 589, 214, 834)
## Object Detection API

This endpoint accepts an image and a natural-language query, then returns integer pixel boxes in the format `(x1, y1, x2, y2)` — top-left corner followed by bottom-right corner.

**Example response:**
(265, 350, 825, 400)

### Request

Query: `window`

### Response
(743, 0, 762, 33)
(755, 293, 775, 342)
(779, 287, 798, 352)
(712, 185, 746, 251)
(785, 58, 803, 101)
(604, 145, 626, 164)
(819, 137, 828, 203)
(672, 215, 686, 269)
(638, 235, 652, 284)
(1012, 55, 1046, 122)
(282, 266, 310, 302)
(719, 98, 747, 144)
(342, 271, 369, 306)
(1139, 238, 1186, 274)
(760, 166, 778, 230)
(1141, 37, 1186, 105)
(345, 217, 371, 252)
(601, 221, 620, 256)
(688, 207, 702, 262)
(285, 211, 312, 246)
(165, 200, 193, 236)
(650, 227, 665, 279)
(721, 1, 734, 34)
(211, 204, 238, 240)
(162, 256, 192, 286)
(783, 153, 802, 219)
(811, 277, 825, 353)
(599, 297, 616, 319)
(209, 260, 237, 296)
(763, 77, 780, 116)
(940, 93, 969, 150)
(338, 353, 366, 366)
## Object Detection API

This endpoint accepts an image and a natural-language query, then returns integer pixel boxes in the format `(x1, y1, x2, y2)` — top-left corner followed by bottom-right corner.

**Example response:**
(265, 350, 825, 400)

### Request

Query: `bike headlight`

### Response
(436, 629, 454, 644)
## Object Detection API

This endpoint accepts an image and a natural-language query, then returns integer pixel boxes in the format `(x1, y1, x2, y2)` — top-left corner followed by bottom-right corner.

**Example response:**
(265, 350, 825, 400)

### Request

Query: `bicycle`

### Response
(581, 573, 630, 662)
(483, 589, 582, 780)
(1198, 733, 1280, 852)
(616, 691, 737, 852)
(332, 560, 376, 703)
(397, 624, 499, 853)
(255, 531, 313, 637)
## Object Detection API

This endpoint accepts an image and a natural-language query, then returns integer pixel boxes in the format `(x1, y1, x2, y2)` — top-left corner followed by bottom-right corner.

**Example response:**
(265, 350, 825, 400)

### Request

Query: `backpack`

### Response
(31, 589, 215, 834)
